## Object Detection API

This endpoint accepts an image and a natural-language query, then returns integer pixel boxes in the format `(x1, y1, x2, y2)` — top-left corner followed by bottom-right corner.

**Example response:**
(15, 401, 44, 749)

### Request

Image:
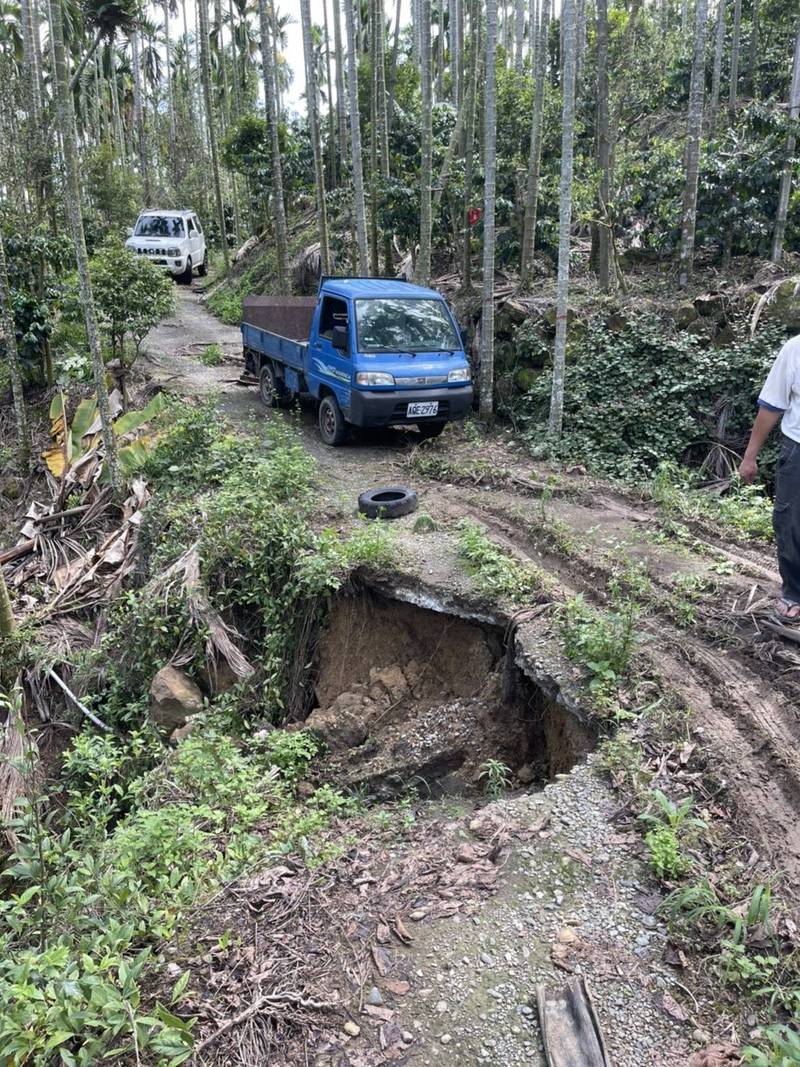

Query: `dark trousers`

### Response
(775, 435, 800, 603)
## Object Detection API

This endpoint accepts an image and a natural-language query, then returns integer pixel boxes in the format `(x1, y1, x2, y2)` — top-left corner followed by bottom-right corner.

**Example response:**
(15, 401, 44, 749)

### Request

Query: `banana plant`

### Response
(42, 390, 167, 482)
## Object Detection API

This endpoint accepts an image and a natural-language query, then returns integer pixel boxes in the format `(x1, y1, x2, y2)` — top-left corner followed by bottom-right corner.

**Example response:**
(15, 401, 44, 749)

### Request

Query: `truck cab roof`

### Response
(319, 277, 445, 301)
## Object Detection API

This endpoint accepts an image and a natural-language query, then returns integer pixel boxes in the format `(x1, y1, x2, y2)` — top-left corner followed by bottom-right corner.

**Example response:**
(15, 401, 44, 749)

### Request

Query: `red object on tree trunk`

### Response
(468, 207, 482, 226)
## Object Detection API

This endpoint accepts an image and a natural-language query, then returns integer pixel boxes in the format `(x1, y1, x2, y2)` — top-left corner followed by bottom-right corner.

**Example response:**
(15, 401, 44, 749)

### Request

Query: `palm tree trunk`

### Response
(708, 0, 725, 135)
(48, 0, 120, 491)
(130, 30, 151, 202)
(519, 0, 550, 286)
(548, 0, 577, 438)
(343, 0, 369, 273)
(771, 22, 800, 264)
(374, 0, 392, 270)
(258, 0, 290, 290)
(0, 565, 15, 640)
(575, 0, 586, 87)
(387, 0, 403, 134)
(678, 0, 709, 288)
(728, 0, 741, 119)
(462, 0, 479, 288)
(109, 45, 125, 161)
(333, 0, 349, 164)
(20, 0, 42, 119)
(479, 0, 497, 419)
(0, 232, 30, 470)
(593, 0, 611, 291)
(300, 0, 331, 272)
(197, 0, 230, 274)
(164, 1, 178, 183)
(322, 0, 337, 187)
(368, 0, 379, 274)
(416, 0, 433, 285)
(449, 0, 459, 104)
(514, 0, 524, 71)
(748, 0, 760, 96)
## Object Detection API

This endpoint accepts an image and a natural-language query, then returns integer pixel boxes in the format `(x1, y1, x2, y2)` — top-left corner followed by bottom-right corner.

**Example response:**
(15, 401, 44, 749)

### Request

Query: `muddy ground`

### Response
(141, 289, 798, 1065)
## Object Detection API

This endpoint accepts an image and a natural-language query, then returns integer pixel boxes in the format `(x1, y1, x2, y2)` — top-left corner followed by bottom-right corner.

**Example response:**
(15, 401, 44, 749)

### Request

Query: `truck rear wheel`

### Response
(319, 395, 346, 446)
(259, 363, 284, 408)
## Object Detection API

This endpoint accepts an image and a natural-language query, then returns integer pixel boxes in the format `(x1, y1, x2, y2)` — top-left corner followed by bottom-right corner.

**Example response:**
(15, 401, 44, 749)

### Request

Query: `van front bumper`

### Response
(347, 385, 474, 428)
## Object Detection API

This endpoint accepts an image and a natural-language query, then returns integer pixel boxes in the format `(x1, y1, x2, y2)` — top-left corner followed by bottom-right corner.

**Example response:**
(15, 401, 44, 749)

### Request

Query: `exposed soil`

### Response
(139, 290, 800, 1064)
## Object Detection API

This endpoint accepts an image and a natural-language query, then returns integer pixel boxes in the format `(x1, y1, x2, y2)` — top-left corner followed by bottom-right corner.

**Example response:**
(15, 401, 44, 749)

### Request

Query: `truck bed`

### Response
(241, 321, 307, 371)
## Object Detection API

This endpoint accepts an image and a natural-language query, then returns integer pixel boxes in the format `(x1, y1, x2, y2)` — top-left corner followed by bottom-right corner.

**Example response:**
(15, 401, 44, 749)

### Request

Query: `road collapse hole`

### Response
(305, 588, 596, 800)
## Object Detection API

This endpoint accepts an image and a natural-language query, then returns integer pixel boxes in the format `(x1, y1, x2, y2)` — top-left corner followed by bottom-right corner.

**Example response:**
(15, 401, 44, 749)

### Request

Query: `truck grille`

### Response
(395, 375, 448, 386)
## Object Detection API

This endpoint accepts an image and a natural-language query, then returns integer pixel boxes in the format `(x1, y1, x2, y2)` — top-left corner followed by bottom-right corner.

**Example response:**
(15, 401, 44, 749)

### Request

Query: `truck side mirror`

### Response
(331, 325, 349, 352)
(126, 227, 134, 237)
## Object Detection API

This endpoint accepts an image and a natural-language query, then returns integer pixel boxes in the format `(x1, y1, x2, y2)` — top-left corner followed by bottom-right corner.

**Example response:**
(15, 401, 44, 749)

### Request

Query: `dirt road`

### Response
(144, 289, 798, 1065)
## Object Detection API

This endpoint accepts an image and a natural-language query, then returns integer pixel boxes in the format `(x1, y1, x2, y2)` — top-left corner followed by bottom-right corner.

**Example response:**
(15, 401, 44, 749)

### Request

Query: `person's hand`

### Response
(739, 456, 758, 484)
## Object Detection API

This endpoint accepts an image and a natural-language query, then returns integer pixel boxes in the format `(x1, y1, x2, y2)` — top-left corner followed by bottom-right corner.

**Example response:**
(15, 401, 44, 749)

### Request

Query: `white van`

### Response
(125, 210, 208, 284)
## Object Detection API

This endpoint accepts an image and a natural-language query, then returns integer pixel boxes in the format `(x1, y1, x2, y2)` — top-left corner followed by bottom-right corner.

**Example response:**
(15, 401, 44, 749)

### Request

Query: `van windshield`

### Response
(134, 215, 185, 238)
(355, 298, 460, 353)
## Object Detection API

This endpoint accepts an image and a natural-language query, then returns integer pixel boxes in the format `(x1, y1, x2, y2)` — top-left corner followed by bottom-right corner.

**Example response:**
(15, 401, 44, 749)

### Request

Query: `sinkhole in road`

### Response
(306, 586, 596, 799)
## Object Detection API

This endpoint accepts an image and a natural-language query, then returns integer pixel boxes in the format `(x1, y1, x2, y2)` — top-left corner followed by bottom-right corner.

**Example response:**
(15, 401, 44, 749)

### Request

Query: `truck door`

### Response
(309, 295, 353, 412)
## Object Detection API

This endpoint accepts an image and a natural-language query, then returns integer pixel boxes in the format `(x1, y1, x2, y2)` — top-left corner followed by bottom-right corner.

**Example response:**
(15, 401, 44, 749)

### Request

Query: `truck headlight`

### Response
(356, 372, 395, 386)
(448, 368, 470, 383)
(166, 247, 180, 257)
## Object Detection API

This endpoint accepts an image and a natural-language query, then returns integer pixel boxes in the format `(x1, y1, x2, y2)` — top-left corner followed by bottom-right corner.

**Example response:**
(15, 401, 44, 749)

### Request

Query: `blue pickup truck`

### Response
(241, 277, 473, 445)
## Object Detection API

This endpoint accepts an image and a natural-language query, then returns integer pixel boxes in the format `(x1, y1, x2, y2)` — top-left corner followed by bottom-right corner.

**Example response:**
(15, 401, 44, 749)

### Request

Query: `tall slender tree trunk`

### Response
(593, 0, 611, 290)
(130, 30, 151, 202)
(771, 22, 800, 264)
(548, 0, 576, 437)
(479, 0, 497, 419)
(322, 0, 337, 186)
(748, 0, 760, 96)
(332, 0, 348, 167)
(449, 0, 459, 104)
(0, 232, 30, 469)
(678, 0, 709, 288)
(575, 0, 586, 87)
(519, 0, 551, 286)
(416, 0, 433, 285)
(164, 0, 178, 185)
(258, 0, 289, 290)
(514, 0, 525, 71)
(728, 0, 741, 118)
(48, 0, 119, 491)
(368, 0, 380, 274)
(0, 565, 15, 639)
(708, 0, 725, 134)
(300, 0, 331, 272)
(462, 0, 479, 288)
(374, 0, 392, 271)
(197, 0, 230, 274)
(109, 46, 125, 160)
(343, 0, 369, 272)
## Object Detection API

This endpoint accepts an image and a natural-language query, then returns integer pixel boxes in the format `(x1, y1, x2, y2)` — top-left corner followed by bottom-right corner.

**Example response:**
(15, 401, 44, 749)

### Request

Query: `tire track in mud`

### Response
(447, 487, 800, 884)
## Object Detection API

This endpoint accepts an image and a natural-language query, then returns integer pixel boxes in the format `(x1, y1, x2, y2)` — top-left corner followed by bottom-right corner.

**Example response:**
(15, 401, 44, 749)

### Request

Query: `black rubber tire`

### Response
(417, 420, 446, 439)
(319, 394, 346, 446)
(358, 486, 419, 520)
(197, 251, 208, 277)
(259, 363, 282, 408)
(179, 257, 193, 285)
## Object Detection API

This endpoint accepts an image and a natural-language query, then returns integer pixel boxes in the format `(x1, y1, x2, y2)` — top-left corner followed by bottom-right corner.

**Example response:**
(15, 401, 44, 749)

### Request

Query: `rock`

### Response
(440, 1034, 452, 1045)
(305, 705, 367, 750)
(369, 666, 409, 702)
(675, 303, 699, 329)
(343, 1021, 360, 1037)
(766, 278, 800, 331)
(149, 666, 204, 731)
(694, 292, 725, 319)
(366, 986, 383, 1006)
(170, 718, 200, 744)
(713, 323, 736, 346)
(516, 763, 536, 785)
(201, 657, 240, 696)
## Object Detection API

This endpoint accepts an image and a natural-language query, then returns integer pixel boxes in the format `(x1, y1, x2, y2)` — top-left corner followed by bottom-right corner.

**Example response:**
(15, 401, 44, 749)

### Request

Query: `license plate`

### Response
(407, 402, 439, 417)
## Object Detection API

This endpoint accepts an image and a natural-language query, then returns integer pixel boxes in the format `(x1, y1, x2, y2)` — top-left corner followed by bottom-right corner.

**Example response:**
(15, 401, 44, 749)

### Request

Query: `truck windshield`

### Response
(355, 298, 460, 353)
(134, 215, 185, 238)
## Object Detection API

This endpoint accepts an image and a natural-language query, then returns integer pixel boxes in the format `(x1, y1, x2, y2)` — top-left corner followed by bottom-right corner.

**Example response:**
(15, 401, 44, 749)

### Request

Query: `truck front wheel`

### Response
(319, 395, 346, 446)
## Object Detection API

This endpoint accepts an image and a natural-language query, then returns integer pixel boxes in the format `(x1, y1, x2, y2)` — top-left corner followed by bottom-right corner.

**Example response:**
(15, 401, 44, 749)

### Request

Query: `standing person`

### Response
(740, 333, 800, 623)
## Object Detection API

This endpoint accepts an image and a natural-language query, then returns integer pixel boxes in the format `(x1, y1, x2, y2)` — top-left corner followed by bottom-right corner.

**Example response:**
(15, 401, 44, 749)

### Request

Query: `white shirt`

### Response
(758, 335, 800, 443)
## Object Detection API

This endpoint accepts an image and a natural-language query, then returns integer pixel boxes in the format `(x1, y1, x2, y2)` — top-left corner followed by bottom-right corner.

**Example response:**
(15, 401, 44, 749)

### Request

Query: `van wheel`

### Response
(180, 257, 193, 285)
(259, 363, 284, 408)
(417, 421, 446, 439)
(198, 251, 208, 277)
(319, 395, 346, 446)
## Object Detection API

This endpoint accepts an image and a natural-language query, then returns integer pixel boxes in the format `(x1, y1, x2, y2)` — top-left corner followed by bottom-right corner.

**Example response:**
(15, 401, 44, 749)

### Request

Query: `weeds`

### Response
(651, 461, 773, 543)
(457, 520, 543, 600)
(199, 342, 223, 366)
(479, 759, 513, 799)
(638, 790, 706, 880)
(558, 594, 638, 712)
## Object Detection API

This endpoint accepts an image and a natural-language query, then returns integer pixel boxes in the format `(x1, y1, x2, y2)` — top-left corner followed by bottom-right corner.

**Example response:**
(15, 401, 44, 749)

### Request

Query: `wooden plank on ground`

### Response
(537, 978, 612, 1067)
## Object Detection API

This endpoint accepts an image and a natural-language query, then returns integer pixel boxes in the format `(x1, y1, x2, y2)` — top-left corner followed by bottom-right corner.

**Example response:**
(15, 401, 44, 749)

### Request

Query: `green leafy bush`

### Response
(457, 520, 543, 599)
(521, 314, 786, 479)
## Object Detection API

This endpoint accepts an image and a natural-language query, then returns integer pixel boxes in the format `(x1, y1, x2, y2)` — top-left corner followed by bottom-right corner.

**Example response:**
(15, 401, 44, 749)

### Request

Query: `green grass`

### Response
(456, 520, 543, 600)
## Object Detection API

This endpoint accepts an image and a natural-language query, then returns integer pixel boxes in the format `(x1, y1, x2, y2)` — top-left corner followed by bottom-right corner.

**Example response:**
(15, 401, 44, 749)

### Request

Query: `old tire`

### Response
(197, 251, 208, 277)
(358, 486, 418, 520)
(179, 257, 193, 285)
(319, 394, 346, 446)
(417, 420, 446, 439)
